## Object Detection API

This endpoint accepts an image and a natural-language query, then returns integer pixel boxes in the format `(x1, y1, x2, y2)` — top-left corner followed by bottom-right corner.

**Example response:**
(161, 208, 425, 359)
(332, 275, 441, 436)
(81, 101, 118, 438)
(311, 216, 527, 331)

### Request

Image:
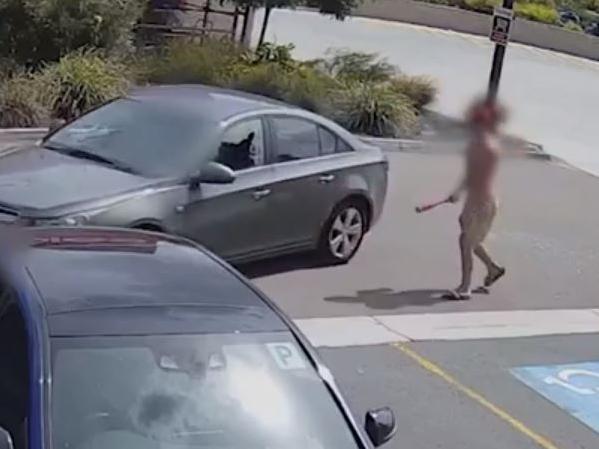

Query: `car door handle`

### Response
(252, 188, 271, 200)
(319, 174, 336, 184)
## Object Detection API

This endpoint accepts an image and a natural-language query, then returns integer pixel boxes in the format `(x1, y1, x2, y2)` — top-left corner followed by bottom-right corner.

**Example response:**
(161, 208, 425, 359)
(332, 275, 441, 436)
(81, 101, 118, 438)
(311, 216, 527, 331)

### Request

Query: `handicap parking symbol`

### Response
(512, 362, 599, 432)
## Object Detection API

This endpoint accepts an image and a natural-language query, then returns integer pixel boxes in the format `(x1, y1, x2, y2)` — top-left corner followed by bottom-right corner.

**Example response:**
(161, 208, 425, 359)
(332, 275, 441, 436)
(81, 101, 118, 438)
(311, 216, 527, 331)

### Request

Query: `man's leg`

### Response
(476, 242, 506, 287)
(474, 243, 499, 273)
(456, 232, 473, 296)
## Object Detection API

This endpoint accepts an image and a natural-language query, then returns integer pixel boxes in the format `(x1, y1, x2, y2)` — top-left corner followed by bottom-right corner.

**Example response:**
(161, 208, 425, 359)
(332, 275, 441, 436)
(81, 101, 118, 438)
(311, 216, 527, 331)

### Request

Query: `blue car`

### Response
(0, 227, 396, 449)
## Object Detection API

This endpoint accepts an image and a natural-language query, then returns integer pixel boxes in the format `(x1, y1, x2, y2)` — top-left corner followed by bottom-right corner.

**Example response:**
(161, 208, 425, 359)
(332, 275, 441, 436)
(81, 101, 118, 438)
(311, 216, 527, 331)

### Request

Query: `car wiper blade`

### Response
(44, 144, 138, 174)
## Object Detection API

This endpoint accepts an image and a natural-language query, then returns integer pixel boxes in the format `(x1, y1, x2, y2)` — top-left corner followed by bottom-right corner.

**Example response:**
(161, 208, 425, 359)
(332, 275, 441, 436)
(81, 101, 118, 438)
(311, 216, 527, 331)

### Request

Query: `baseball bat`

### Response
(415, 197, 451, 213)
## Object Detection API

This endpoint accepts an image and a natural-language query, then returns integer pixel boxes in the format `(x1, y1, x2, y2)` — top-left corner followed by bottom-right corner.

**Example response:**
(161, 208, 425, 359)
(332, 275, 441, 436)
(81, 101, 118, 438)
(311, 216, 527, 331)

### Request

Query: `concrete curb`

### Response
(359, 135, 551, 161)
(0, 128, 47, 134)
(0, 127, 551, 161)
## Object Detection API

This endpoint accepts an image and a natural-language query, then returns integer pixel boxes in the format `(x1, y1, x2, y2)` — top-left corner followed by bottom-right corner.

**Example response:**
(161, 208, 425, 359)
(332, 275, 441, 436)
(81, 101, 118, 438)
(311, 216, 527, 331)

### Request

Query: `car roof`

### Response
(128, 84, 293, 122)
(15, 227, 287, 336)
(127, 84, 362, 146)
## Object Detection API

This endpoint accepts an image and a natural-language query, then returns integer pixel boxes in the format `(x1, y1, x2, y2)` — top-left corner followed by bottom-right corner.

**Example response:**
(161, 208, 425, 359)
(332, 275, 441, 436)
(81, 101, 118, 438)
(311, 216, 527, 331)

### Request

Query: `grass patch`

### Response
(516, 3, 559, 23)
(40, 49, 129, 120)
(331, 82, 420, 138)
(0, 73, 47, 127)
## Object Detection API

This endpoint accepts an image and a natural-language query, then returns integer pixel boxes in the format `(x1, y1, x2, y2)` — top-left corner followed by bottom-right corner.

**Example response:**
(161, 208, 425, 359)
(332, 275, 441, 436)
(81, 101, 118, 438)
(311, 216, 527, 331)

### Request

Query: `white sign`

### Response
(490, 7, 514, 45)
(266, 342, 306, 370)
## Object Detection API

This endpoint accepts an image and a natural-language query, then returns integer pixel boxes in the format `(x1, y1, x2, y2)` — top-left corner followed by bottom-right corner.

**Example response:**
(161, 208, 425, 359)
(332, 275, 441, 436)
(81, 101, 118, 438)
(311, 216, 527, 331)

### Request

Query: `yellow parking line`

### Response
(392, 342, 562, 449)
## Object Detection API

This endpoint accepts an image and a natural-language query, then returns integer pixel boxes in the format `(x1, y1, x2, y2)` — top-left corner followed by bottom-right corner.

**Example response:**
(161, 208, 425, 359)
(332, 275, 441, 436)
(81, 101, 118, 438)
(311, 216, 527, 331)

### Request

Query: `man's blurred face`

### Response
(467, 100, 505, 133)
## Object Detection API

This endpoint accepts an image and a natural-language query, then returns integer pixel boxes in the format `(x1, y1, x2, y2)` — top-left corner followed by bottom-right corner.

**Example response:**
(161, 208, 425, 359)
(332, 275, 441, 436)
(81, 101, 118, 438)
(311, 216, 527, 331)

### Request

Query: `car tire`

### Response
(318, 200, 367, 264)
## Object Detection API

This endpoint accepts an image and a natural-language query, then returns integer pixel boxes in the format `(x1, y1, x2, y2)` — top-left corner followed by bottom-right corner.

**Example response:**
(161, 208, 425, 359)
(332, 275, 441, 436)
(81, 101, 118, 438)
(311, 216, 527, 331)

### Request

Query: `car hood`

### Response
(0, 146, 168, 216)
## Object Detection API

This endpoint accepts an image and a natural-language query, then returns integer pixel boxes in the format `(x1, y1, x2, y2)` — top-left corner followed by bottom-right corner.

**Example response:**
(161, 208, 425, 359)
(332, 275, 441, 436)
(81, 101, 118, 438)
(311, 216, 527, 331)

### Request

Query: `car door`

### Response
(265, 115, 341, 249)
(0, 282, 29, 449)
(181, 117, 277, 260)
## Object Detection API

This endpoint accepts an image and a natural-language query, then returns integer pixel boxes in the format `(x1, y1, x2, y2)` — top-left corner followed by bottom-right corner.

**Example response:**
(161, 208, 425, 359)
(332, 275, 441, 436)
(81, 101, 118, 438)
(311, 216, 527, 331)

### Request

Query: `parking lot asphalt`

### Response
(3, 132, 599, 448)
(244, 151, 599, 448)
(321, 335, 599, 449)
(247, 152, 599, 319)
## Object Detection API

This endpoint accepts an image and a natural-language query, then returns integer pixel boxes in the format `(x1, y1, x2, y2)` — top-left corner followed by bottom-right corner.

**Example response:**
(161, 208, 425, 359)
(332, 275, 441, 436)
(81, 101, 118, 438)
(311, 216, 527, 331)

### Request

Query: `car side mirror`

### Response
(365, 407, 396, 447)
(0, 427, 14, 449)
(190, 162, 236, 188)
(47, 118, 66, 135)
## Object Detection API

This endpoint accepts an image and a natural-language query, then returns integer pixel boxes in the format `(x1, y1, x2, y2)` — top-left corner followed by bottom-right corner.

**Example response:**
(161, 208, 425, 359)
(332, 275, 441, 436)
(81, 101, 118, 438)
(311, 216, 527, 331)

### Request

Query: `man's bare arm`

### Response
(448, 176, 467, 203)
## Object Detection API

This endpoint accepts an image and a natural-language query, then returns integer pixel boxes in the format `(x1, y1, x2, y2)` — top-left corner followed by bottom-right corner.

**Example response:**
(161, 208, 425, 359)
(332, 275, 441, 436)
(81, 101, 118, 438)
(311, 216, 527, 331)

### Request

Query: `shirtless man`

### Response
(448, 99, 506, 299)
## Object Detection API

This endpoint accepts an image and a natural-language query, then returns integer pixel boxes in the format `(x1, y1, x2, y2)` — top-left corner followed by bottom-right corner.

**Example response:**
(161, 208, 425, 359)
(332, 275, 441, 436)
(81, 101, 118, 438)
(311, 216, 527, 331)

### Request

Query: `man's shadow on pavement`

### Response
(324, 288, 449, 310)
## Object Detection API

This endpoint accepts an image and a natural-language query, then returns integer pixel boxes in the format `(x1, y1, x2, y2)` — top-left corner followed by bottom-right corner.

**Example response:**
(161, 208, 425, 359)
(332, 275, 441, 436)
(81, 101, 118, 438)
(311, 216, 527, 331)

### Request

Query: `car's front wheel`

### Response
(319, 201, 367, 264)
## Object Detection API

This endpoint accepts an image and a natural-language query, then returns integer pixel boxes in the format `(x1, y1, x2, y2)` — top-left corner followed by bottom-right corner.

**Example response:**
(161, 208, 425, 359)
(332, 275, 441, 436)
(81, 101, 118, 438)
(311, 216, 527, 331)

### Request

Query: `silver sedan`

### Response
(0, 85, 388, 263)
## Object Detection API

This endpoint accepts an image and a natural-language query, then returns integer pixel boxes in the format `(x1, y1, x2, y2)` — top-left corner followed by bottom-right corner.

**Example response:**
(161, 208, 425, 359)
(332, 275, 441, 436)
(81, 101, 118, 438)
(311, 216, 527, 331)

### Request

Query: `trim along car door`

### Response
(180, 118, 277, 261)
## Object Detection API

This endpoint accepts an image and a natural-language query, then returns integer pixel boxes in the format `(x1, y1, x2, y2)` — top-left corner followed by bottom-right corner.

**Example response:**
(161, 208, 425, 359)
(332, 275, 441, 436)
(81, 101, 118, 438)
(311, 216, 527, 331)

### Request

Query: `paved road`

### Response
(320, 335, 599, 449)
(246, 152, 599, 318)
(3, 133, 599, 447)
(242, 152, 599, 449)
(252, 9, 599, 175)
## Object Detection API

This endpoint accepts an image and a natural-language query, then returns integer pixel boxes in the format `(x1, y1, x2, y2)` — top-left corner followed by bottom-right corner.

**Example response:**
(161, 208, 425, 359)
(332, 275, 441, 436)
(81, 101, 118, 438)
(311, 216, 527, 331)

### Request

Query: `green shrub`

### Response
(462, 0, 500, 13)
(563, 20, 584, 30)
(41, 49, 129, 120)
(0, 0, 146, 66)
(586, 0, 599, 12)
(316, 49, 396, 83)
(229, 63, 288, 102)
(140, 39, 244, 86)
(229, 63, 336, 113)
(0, 59, 21, 81)
(247, 43, 297, 69)
(331, 82, 419, 138)
(389, 75, 437, 109)
(0, 73, 47, 127)
(519, 0, 555, 6)
(515, 3, 559, 23)
(283, 67, 339, 113)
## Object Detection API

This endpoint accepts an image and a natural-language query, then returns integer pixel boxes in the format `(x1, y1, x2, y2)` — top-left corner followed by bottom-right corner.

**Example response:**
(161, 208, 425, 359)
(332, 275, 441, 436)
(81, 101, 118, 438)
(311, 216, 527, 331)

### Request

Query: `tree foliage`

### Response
(0, 0, 145, 66)
(307, 0, 362, 19)
(225, 0, 363, 45)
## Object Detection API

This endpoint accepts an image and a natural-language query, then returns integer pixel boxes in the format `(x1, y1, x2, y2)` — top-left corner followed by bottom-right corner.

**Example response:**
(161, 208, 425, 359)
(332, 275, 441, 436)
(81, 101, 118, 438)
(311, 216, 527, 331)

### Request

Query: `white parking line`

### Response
(294, 309, 599, 347)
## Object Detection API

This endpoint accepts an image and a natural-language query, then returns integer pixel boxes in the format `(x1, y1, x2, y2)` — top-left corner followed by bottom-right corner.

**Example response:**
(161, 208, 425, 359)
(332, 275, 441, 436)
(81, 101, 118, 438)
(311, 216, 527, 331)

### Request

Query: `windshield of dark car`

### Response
(51, 332, 361, 449)
(45, 98, 219, 178)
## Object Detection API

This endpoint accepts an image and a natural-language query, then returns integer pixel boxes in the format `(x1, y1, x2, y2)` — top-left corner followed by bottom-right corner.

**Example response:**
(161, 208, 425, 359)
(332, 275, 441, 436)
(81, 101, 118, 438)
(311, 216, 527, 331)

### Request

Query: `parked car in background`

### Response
(0, 85, 388, 264)
(0, 227, 397, 449)
(558, 9, 581, 26)
(586, 22, 599, 36)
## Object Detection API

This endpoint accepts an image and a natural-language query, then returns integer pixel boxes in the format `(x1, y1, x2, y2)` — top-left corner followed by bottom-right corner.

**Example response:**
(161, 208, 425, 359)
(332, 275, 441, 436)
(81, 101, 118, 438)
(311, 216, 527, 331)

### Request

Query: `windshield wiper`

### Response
(43, 143, 139, 175)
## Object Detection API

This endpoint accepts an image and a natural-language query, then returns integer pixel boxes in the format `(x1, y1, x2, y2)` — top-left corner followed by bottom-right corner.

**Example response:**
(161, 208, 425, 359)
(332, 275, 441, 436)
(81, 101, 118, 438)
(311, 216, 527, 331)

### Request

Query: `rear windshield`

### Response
(51, 332, 362, 449)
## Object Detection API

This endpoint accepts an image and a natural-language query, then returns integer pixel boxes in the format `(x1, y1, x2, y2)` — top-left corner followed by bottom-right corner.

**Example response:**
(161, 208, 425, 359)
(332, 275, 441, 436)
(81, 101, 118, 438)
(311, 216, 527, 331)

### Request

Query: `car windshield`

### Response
(44, 98, 219, 178)
(51, 332, 361, 449)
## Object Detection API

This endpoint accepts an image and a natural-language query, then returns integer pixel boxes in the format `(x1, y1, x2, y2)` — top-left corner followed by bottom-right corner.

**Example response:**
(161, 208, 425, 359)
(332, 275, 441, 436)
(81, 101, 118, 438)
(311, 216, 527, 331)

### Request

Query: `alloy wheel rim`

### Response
(328, 206, 363, 260)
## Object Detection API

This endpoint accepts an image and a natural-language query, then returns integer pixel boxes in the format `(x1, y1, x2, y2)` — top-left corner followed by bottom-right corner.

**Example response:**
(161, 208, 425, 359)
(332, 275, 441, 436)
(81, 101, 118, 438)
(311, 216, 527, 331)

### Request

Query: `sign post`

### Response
(487, 0, 515, 101)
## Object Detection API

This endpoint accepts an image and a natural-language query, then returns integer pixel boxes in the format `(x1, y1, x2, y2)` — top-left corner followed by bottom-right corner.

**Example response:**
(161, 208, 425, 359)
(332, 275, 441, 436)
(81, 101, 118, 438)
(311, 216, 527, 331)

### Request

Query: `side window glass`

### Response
(336, 137, 353, 153)
(318, 127, 336, 155)
(216, 119, 265, 171)
(318, 126, 353, 155)
(272, 118, 320, 162)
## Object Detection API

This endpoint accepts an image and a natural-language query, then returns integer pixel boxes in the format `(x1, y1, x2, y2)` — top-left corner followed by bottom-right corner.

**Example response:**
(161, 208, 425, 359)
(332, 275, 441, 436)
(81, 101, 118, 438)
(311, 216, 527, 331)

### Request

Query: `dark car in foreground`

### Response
(0, 85, 388, 264)
(0, 227, 396, 449)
